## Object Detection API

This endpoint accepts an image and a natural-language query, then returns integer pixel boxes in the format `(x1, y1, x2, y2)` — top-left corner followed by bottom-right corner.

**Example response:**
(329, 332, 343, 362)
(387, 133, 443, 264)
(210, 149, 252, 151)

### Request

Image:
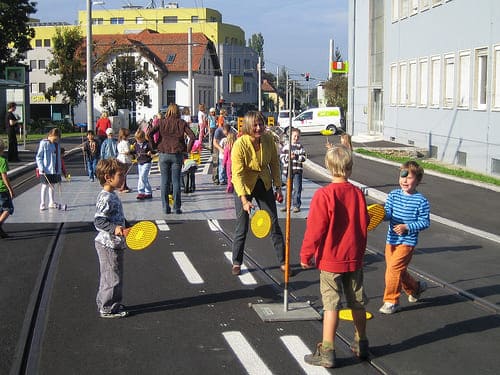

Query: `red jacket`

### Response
(300, 182, 369, 273)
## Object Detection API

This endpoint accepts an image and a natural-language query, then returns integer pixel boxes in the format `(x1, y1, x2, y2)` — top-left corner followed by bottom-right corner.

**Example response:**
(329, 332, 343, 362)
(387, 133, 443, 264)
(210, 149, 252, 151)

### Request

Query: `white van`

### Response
(277, 109, 298, 128)
(281, 107, 345, 134)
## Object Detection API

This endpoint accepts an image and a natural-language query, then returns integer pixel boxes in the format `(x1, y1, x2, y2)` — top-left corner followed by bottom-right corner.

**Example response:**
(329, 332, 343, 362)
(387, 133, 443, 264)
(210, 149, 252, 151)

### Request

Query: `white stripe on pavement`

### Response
(155, 219, 170, 231)
(280, 335, 330, 375)
(222, 331, 273, 375)
(224, 252, 257, 285)
(172, 251, 204, 284)
(207, 219, 220, 231)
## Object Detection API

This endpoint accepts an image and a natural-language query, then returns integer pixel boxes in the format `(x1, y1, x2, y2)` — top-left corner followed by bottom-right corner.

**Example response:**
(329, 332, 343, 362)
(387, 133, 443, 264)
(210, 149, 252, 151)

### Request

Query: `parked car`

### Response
(277, 109, 298, 128)
(280, 107, 345, 135)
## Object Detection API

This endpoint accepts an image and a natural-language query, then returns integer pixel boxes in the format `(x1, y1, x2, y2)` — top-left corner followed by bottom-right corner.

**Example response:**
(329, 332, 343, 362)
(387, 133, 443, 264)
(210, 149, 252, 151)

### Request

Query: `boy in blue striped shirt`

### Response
(379, 161, 430, 314)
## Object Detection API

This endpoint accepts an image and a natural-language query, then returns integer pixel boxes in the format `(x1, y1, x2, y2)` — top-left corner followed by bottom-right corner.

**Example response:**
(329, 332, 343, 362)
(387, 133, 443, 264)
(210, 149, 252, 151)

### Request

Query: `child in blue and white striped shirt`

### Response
(379, 160, 430, 314)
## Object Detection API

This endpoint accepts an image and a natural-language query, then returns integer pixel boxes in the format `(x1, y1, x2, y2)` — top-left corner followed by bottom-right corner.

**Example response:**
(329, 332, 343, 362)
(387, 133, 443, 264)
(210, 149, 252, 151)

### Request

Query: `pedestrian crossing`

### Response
(149, 148, 212, 176)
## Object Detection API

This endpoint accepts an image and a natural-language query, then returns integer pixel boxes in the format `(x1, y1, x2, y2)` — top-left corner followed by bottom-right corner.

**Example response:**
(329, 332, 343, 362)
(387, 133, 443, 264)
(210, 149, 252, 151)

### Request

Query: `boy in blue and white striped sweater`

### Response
(379, 160, 430, 314)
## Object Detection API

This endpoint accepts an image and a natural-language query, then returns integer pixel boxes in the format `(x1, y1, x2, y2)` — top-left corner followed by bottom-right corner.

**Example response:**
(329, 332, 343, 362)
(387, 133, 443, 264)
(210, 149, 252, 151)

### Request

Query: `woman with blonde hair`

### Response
(148, 104, 196, 214)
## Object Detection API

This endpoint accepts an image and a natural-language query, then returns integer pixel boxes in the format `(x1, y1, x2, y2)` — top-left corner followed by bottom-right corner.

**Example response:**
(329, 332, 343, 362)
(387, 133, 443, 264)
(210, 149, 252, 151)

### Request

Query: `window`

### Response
(143, 61, 149, 71)
(143, 94, 150, 107)
(410, 0, 419, 14)
(31, 83, 38, 93)
(474, 47, 488, 110)
(408, 60, 417, 105)
(420, 0, 430, 10)
(492, 45, 500, 109)
(38, 60, 46, 70)
(191, 16, 199, 23)
(401, 0, 410, 18)
(92, 18, 103, 25)
(136, 17, 144, 24)
(390, 63, 398, 105)
(35, 39, 42, 47)
(30, 60, 37, 70)
(443, 54, 455, 108)
(399, 62, 408, 105)
(44, 39, 50, 47)
(418, 58, 429, 106)
(110, 17, 124, 24)
(430, 56, 441, 107)
(163, 16, 177, 23)
(458, 51, 471, 108)
(166, 54, 176, 64)
(392, 0, 399, 21)
(39, 82, 46, 93)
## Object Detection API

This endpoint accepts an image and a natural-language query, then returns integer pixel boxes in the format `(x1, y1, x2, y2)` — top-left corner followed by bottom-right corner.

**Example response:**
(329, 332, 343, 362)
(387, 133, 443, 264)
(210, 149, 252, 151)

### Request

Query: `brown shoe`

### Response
(304, 343, 336, 368)
(231, 265, 241, 276)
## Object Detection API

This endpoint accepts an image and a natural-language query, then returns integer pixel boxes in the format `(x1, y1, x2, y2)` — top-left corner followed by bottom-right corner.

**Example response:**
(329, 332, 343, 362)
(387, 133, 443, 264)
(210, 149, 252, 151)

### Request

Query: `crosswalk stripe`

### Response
(224, 252, 257, 285)
(155, 219, 170, 231)
(280, 336, 330, 374)
(172, 251, 204, 284)
(222, 331, 273, 375)
(207, 219, 220, 231)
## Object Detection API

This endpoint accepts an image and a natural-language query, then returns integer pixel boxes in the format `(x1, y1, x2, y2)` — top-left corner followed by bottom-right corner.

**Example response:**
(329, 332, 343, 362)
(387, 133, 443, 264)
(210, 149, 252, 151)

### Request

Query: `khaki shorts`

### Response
(320, 269, 368, 311)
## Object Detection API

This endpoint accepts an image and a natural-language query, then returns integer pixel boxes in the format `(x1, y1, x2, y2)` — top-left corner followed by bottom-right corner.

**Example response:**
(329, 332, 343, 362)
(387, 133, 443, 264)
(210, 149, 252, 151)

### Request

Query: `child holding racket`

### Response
(94, 158, 130, 319)
(379, 160, 430, 314)
(36, 128, 62, 211)
(0, 139, 15, 238)
(300, 145, 369, 368)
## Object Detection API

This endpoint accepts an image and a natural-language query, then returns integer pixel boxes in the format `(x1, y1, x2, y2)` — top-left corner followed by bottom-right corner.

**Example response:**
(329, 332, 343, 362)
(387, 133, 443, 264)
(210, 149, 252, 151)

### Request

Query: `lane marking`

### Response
(208, 219, 220, 231)
(172, 251, 204, 284)
(224, 252, 257, 285)
(222, 331, 273, 375)
(155, 219, 170, 231)
(280, 335, 330, 374)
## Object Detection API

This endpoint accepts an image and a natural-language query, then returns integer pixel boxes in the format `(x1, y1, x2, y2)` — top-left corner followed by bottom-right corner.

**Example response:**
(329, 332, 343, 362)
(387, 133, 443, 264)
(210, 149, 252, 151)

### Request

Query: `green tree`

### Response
(0, 0, 36, 72)
(94, 54, 154, 118)
(248, 33, 264, 67)
(45, 27, 86, 125)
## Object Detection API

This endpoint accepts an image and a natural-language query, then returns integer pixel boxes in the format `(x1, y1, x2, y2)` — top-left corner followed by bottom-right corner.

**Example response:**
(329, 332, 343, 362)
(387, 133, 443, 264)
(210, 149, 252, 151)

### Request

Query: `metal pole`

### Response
(257, 55, 262, 112)
(86, 0, 94, 131)
(188, 27, 193, 115)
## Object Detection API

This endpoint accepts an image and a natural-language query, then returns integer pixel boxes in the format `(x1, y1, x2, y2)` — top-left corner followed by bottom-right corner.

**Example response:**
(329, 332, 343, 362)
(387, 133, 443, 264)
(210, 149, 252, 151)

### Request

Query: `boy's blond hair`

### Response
(401, 160, 424, 182)
(96, 159, 126, 186)
(325, 145, 353, 178)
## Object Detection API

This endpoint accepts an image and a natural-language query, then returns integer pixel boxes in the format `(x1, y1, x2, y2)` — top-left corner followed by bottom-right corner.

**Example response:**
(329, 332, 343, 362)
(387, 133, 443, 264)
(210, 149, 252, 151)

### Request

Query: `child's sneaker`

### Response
(304, 343, 336, 368)
(48, 203, 58, 209)
(40, 204, 47, 211)
(100, 305, 128, 319)
(143, 194, 153, 200)
(350, 339, 369, 359)
(293, 207, 301, 213)
(136, 194, 145, 200)
(378, 302, 400, 314)
(408, 281, 428, 303)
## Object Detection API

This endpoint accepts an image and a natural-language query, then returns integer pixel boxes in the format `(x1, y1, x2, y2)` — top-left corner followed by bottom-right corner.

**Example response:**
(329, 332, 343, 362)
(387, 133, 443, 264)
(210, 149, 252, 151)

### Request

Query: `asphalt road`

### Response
(2, 135, 500, 374)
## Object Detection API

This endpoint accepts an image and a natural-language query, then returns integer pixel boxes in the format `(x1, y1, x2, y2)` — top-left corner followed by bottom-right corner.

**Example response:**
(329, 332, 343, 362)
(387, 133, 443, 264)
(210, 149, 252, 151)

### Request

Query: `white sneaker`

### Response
(408, 281, 428, 303)
(48, 203, 58, 209)
(40, 204, 47, 211)
(379, 302, 400, 314)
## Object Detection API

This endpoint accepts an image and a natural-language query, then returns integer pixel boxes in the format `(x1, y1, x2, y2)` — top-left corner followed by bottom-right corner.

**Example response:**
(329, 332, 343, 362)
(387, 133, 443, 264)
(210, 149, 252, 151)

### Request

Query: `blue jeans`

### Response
(87, 158, 97, 180)
(137, 162, 152, 194)
(292, 172, 303, 208)
(232, 179, 285, 266)
(159, 153, 183, 212)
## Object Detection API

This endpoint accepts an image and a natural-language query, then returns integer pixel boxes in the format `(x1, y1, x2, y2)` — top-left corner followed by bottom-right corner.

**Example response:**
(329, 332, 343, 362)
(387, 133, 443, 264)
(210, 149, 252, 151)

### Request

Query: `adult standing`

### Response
(5, 102, 20, 162)
(149, 104, 195, 214)
(95, 112, 112, 143)
(197, 104, 208, 144)
(230, 111, 285, 276)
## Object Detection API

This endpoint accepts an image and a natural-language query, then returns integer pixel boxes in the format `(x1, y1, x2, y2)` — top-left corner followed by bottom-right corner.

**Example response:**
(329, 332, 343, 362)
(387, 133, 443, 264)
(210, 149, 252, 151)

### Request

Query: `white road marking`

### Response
(172, 251, 204, 284)
(155, 219, 170, 231)
(222, 331, 273, 375)
(280, 335, 330, 374)
(224, 252, 257, 285)
(208, 219, 220, 231)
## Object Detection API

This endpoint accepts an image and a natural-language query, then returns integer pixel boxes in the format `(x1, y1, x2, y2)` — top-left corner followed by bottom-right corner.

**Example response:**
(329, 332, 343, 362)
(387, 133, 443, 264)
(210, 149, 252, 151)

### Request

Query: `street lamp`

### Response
(86, 0, 104, 130)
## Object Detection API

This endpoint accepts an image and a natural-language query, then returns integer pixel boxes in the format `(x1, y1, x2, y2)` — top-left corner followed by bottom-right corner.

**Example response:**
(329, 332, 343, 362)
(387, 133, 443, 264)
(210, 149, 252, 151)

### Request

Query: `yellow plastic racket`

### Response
(319, 129, 334, 136)
(250, 209, 272, 239)
(126, 221, 158, 251)
(339, 308, 373, 321)
(367, 204, 385, 231)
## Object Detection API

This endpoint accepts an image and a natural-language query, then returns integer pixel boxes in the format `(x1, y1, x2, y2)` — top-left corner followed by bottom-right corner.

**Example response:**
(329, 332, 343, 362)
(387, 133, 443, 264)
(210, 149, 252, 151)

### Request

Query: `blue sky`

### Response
(33, 0, 348, 82)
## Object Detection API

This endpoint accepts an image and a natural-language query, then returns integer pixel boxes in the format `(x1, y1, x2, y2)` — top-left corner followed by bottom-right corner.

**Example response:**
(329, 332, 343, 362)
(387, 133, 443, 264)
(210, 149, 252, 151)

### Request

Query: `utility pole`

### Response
(257, 55, 262, 112)
(86, 0, 94, 130)
(188, 27, 193, 116)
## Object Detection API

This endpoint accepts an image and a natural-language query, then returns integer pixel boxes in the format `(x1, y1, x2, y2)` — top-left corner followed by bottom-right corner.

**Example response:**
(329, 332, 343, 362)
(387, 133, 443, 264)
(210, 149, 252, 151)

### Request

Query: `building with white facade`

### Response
(348, 0, 500, 175)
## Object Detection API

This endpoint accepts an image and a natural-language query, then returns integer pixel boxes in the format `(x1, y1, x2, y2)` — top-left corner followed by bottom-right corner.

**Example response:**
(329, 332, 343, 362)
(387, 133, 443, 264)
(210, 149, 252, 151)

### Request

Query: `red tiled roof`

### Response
(86, 29, 220, 74)
(261, 79, 276, 93)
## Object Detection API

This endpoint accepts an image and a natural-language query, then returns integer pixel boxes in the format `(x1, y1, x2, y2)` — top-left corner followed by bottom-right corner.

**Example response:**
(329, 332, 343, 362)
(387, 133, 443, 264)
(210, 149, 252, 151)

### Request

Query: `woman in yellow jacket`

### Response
(230, 111, 285, 276)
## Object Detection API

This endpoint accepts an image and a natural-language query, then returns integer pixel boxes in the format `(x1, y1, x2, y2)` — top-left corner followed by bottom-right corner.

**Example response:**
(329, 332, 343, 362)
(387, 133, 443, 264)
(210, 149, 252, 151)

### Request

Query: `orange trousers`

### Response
(383, 244, 419, 304)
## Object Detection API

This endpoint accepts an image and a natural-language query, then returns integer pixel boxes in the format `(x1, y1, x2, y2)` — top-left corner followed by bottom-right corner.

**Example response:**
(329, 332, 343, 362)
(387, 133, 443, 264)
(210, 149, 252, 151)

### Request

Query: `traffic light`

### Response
(305, 73, 310, 81)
